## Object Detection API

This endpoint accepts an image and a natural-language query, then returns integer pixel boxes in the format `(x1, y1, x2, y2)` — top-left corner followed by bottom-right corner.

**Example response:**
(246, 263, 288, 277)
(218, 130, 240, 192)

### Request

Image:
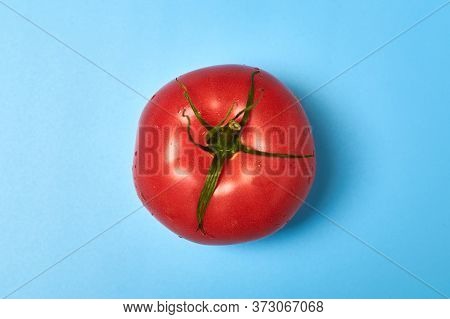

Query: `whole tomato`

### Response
(133, 65, 315, 245)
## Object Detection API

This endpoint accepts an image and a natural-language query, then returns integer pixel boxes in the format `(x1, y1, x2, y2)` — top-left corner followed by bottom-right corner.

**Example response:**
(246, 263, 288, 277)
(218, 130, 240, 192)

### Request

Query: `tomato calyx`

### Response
(176, 70, 314, 234)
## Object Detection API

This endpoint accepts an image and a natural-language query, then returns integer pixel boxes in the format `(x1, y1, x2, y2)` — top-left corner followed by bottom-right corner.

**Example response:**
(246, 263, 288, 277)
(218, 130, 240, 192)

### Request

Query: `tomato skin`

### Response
(133, 65, 315, 245)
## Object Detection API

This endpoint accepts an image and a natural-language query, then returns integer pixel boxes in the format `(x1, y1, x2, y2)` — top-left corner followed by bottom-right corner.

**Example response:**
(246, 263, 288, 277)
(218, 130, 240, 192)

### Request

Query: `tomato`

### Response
(133, 65, 315, 245)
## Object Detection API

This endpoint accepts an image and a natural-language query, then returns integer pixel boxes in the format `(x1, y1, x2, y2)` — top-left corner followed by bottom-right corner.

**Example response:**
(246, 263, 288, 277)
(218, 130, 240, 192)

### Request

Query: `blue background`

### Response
(1, 0, 449, 298)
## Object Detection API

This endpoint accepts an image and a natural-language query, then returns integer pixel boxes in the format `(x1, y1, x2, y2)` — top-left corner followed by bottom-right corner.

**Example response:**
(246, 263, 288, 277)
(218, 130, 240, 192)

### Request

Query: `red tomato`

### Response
(133, 65, 315, 245)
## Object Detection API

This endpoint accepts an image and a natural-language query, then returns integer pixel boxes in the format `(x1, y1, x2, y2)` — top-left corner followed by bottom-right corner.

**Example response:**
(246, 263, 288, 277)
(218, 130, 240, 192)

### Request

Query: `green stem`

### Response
(196, 155, 226, 233)
(231, 95, 261, 123)
(177, 69, 315, 234)
(207, 102, 236, 140)
(181, 109, 212, 153)
(240, 144, 314, 158)
(217, 102, 235, 126)
(237, 70, 260, 128)
(176, 78, 213, 129)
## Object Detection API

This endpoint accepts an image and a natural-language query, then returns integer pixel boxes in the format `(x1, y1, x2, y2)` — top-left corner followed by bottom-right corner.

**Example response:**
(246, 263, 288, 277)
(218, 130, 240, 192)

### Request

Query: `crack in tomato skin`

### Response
(177, 70, 314, 234)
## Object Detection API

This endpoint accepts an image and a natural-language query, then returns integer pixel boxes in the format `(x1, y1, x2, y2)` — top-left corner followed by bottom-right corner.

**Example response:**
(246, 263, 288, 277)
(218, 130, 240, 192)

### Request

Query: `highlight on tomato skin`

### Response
(133, 64, 316, 245)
